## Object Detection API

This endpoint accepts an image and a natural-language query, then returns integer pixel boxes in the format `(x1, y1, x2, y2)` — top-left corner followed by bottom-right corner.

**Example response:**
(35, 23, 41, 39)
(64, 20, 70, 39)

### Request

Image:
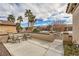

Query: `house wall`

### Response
(0, 25, 17, 33)
(73, 6, 79, 44)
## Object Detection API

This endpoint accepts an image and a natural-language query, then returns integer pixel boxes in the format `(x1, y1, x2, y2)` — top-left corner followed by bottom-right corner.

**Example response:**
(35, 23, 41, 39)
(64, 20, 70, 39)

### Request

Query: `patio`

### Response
(3, 37, 64, 56)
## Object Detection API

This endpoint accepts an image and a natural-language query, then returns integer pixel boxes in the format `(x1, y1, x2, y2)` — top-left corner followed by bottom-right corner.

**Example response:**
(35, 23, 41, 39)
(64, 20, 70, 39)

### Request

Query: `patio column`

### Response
(73, 6, 79, 44)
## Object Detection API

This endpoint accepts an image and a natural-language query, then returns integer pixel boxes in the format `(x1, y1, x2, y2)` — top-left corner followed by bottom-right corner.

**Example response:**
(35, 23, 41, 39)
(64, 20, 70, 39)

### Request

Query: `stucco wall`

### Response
(0, 25, 17, 33)
(73, 6, 79, 44)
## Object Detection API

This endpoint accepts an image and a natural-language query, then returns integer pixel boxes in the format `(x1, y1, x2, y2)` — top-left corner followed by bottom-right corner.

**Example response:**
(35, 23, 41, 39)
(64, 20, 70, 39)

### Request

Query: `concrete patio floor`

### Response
(3, 38, 64, 56)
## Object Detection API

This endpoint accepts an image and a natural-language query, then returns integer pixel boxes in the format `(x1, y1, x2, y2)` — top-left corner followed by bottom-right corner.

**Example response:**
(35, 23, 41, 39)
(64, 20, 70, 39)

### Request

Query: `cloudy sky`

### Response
(0, 3, 68, 19)
(0, 3, 72, 27)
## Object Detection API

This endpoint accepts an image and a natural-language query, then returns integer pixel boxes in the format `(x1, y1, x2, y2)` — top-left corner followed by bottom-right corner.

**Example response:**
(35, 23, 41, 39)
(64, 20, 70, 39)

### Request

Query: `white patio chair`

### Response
(7, 32, 16, 43)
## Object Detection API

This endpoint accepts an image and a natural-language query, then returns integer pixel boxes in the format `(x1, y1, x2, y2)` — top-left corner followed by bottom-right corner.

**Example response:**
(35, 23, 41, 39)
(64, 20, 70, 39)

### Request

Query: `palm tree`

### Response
(17, 16, 23, 23)
(16, 16, 23, 33)
(7, 15, 15, 23)
(24, 9, 35, 29)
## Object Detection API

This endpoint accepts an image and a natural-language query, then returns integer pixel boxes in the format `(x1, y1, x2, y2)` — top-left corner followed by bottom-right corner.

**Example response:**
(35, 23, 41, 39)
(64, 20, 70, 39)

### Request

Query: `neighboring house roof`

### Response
(0, 20, 16, 26)
(53, 24, 72, 27)
(66, 3, 79, 14)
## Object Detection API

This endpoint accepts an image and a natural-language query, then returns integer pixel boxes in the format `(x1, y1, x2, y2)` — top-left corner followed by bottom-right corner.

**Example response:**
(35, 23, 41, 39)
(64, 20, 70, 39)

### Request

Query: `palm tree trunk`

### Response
(16, 23, 20, 33)
(28, 22, 30, 28)
(30, 22, 33, 27)
(31, 22, 34, 31)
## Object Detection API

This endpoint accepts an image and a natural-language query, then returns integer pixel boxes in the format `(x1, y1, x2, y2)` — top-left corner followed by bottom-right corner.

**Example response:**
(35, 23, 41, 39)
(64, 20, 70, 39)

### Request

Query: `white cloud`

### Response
(0, 3, 67, 20)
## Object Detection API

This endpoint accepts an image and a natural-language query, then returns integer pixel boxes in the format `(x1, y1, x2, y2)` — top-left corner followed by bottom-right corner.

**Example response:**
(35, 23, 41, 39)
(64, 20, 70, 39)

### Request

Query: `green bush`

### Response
(32, 29, 40, 33)
(64, 41, 79, 56)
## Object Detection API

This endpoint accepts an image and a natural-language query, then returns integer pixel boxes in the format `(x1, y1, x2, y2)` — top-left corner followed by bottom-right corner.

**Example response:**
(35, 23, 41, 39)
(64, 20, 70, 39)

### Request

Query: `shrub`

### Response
(32, 29, 40, 33)
(64, 41, 79, 56)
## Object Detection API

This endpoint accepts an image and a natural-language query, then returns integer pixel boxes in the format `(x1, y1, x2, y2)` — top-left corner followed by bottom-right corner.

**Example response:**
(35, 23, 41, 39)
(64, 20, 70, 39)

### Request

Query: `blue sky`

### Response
(0, 3, 72, 27)
(20, 15, 72, 27)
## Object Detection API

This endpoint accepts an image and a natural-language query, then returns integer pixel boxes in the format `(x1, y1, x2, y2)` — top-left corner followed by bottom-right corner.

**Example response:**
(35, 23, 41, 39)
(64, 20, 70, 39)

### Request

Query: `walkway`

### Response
(3, 38, 64, 56)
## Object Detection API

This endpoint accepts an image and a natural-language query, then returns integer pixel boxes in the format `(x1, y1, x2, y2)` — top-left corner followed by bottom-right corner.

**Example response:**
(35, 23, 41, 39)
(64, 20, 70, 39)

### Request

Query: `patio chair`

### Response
(23, 33, 27, 40)
(7, 32, 16, 43)
(13, 34, 20, 43)
(26, 33, 31, 39)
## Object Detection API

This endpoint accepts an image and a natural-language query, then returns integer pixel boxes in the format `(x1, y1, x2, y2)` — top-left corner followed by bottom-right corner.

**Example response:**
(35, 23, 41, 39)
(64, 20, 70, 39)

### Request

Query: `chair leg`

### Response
(16, 38, 20, 43)
(18, 40, 20, 43)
